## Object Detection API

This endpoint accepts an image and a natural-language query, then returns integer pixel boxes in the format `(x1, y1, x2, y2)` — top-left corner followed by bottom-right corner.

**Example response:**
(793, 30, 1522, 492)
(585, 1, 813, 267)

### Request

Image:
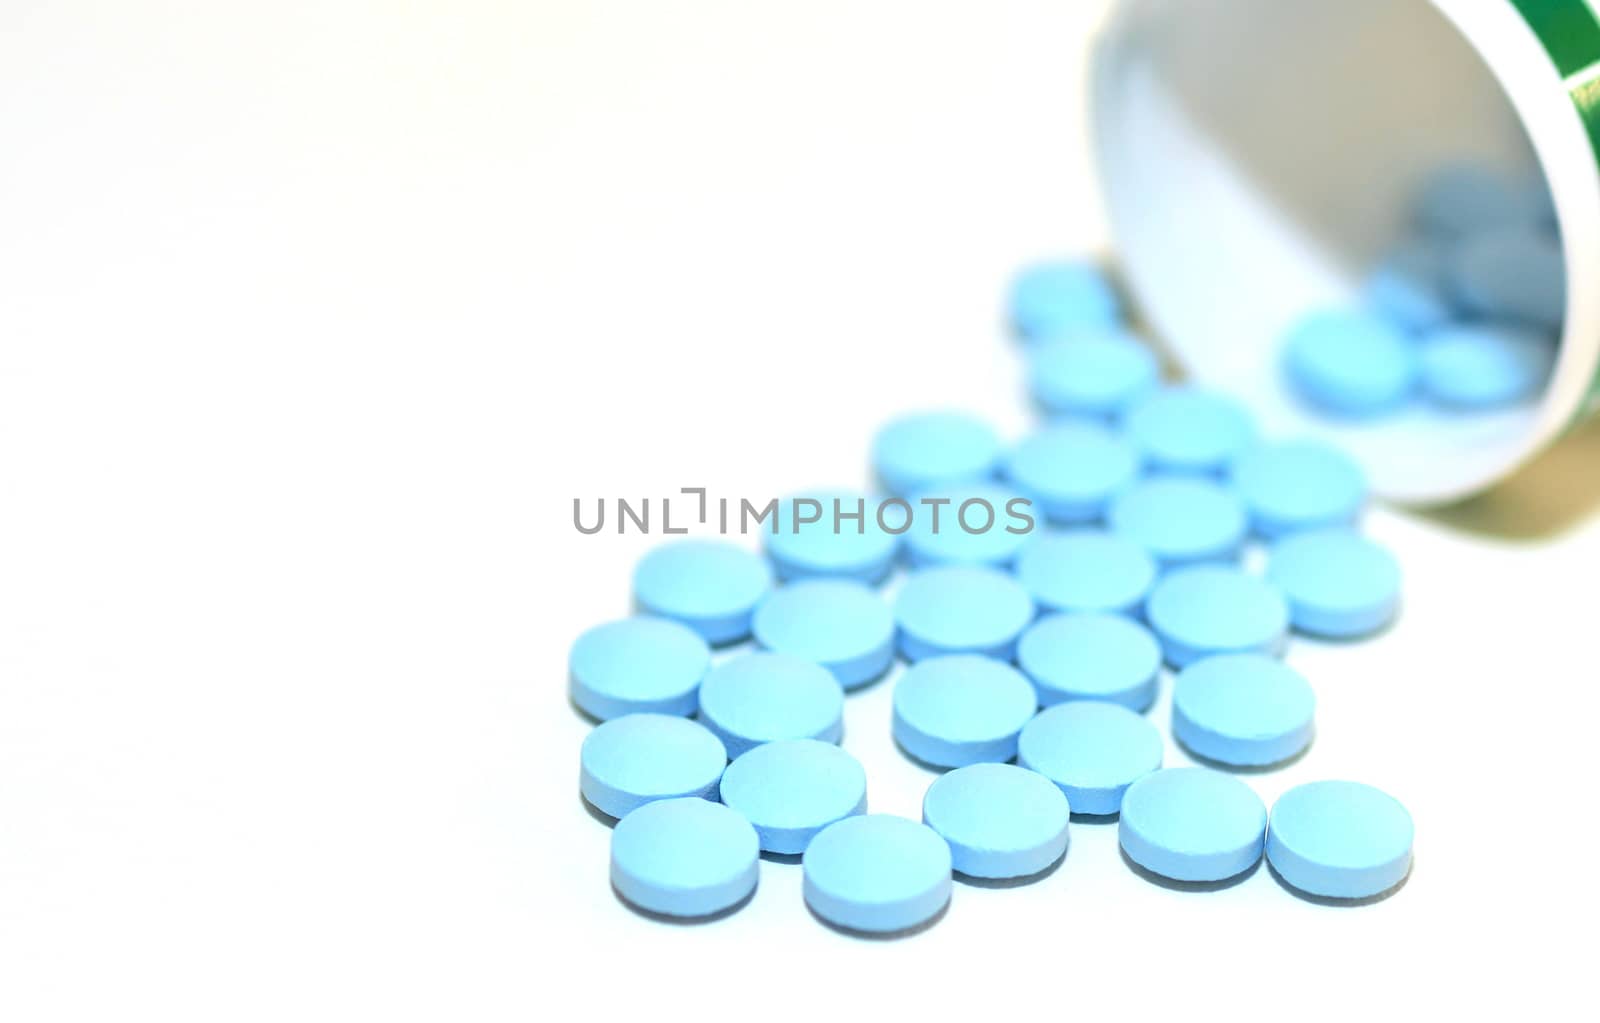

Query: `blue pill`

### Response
(1122, 387, 1257, 474)
(1229, 440, 1367, 538)
(1282, 311, 1418, 417)
(1266, 528, 1401, 638)
(1418, 322, 1556, 409)
(1451, 228, 1566, 329)
(803, 814, 953, 933)
(893, 565, 1035, 661)
(1107, 476, 1248, 567)
(580, 713, 728, 819)
(1146, 565, 1289, 667)
(1119, 768, 1267, 882)
(1364, 239, 1454, 333)
(696, 652, 844, 759)
(1267, 781, 1414, 899)
(633, 539, 773, 644)
(1017, 702, 1163, 815)
(568, 616, 711, 721)
(1008, 260, 1121, 341)
(1003, 422, 1141, 524)
(922, 763, 1070, 878)
(718, 739, 867, 854)
(1012, 529, 1157, 616)
(610, 797, 759, 917)
(1414, 163, 1535, 239)
(1026, 329, 1159, 418)
(872, 411, 1001, 496)
(765, 489, 900, 584)
(1017, 612, 1162, 711)
(904, 482, 1034, 568)
(1172, 654, 1315, 767)
(752, 579, 894, 689)
(892, 654, 1038, 767)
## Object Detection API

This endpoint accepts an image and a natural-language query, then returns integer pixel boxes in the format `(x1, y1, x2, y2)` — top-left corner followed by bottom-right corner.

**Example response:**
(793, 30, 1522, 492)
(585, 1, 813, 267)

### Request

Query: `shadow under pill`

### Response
(579, 792, 619, 828)
(1069, 810, 1121, 824)
(1176, 738, 1315, 775)
(612, 883, 756, 926)
(567, 691, 604, 727)
(954, 846, 1066, 889)
(760, 850, 803, 865)
(1267, 859, 1413, 908)
(807, 899, 949, 941)
(1119, 847, 1261, 892)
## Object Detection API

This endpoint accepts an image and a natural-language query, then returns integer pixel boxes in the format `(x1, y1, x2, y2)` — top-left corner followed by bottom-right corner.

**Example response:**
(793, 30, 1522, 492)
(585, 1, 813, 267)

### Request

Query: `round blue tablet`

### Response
(1414, 163, 1533, 239)
(1418, 323, 1556, 409)
(752, 579, 894, 689)
(1364, 239, 1453, 333)
(696, 652, 844, 759)
(1451, 228, 1566, 329)
(1018, 702, 1163, 815)
(1107, 476, 1248, 567)
(1026, 328, 1159, 418)
(633, 539, 773, 644)
(1008, 260, 1121, 341)
(1172, 654, 1315, 766)
(1267, 781, 1414, 899)
(892, 655, 1038, 767)
(872, 411, 1002, 496)
(1266, 528, 1401, 638)
(1122, 387, 1257, 474)
(579, 713, 728, 819)
(802, 814, 953, 933)
(610, 797, 759, 917)
(1119, 768, 1268, 882)
(1282, 311, 1418, 417)
(922, 764, 1070, 878)
(1229, 440, 1367, 539)
(1016, 612, 1162, 711)
(1146, 565, 1289, 667)
(1003, 422, 1141, 524)
(893, 565, 1035, 661)
(765, 489, 900, 584)
(1012, 529, 1157, 616)
(568, 616, 712, 721)
(718, 739, 868, 854)
(904, 482, 1034, 568)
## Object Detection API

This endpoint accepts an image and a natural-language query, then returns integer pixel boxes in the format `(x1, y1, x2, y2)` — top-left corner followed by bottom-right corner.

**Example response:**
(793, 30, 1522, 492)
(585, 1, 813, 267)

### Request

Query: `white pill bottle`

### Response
(1093, 0, 1600, 502)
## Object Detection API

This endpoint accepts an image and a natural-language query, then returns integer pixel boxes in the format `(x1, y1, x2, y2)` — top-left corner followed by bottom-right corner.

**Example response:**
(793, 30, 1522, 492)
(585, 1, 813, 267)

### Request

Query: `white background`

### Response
(2, 1, 1598, 1018)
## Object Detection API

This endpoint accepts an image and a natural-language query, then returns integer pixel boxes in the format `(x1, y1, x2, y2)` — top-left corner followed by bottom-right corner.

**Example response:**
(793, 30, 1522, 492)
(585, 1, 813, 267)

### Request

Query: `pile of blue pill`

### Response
(569, 259, 1415, 932)
(1286, 164, 1564, 416)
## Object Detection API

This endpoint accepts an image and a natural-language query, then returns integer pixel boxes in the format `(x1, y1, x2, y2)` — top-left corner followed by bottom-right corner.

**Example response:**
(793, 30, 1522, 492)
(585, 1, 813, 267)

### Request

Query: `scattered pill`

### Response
(1016, 612, 1161, 711)
(1122, 387, 1256, 474)
(752, 579, 894, 689)
(904, 482, 1034, 567)
(803, 814, 953, 933)
(1108, 476, 1247, 566)
(1119, 768, 1267, 882)
(1172, 654, 1315, 767)
(1012, 529, 1157, 617)
(719, 739, 868, 854)
(1018, 701, 1163, 815)
(568, 616, 711, 721)
(1364, 239, 1453, 333)
(633, 539, 773, 644)
(765, 489, 900, 583)
(1026, 328, 1159, 418)
(696, 652, 844, 759)
(922, 764, 1070, 878)
(610, 797, 759, 917)
(892, 654, 1038, 768)
(1418, 322, 1556, 409)
(1267, 781, 1414, 899)
(1282, 311, 1418, 417)
(893, 565, 1035, 661)
(1451, 227, 1566, 329)
(1229, 440, 1366, 539)
(1146, 565, 1288, 667)
(1008, 259, 1121, 341)
(580, 713, 728, 819)
(1266, 528, 1401, 638)
(872, 411, 1002, 496)
(1003, 422, 1141, 524)
(1414, 163, 1534, 239)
